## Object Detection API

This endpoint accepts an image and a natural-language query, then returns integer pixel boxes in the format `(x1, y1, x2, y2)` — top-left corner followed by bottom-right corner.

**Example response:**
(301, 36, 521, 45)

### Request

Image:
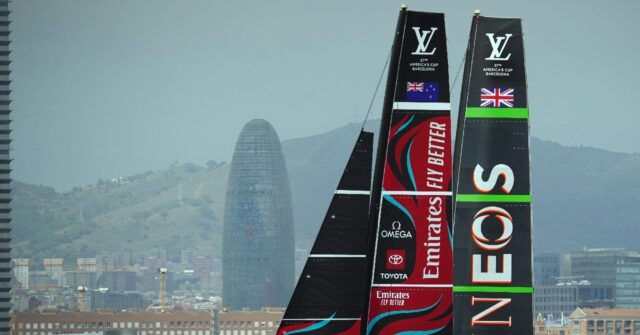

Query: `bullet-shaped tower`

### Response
(223, 119, 294, 309)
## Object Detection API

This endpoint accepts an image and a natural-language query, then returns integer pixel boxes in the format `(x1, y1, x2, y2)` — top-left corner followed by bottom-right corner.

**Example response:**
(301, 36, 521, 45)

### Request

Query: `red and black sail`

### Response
(452, 14, 533, 335)
(277, 131, 373, 335)
(364, 9, 453, 335)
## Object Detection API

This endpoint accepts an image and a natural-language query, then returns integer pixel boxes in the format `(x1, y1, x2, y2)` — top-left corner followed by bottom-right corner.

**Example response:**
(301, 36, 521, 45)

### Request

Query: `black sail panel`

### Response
(277, 131, 373, 335)
(452, 15, 533, 335)
(311, 130, 374, 256)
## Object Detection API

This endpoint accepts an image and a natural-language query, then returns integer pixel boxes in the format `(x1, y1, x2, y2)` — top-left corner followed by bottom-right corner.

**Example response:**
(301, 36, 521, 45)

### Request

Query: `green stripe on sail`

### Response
(466, 107, 528, 119)
(454, 286, 533, 294)
(456, 194, 531, 203)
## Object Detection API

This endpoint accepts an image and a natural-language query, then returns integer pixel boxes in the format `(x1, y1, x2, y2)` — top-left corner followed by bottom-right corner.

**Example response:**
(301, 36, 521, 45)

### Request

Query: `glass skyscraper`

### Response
(0, 2, 11, 334)
(615, 259, 640, 308)
(223, 119, 294, 309)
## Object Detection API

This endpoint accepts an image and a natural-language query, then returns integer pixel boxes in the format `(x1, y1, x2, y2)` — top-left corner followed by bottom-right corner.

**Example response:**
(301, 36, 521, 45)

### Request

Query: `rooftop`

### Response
(13, 311, 212, 322)
(572, 308, 640, 319)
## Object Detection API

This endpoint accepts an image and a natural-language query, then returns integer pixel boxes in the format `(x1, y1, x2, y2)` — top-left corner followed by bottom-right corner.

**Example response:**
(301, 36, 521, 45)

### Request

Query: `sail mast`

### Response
(452, 13, 533, 335)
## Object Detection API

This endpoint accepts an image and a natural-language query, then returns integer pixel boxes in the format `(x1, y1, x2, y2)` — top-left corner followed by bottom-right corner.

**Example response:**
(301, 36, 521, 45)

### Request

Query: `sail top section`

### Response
(394, 11, 451, 105)
(463, 16, 527, 110)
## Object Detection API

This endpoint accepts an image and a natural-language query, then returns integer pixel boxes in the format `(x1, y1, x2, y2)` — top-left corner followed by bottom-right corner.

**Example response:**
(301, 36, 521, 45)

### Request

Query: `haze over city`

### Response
(10, 0, 640, 190)
(6, 2, 640, 335)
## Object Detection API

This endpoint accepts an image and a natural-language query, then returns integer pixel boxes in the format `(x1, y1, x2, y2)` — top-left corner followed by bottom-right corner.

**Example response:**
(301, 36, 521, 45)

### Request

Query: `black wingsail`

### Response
(452, 13, 533, 335)
(277, 131, 373, 335)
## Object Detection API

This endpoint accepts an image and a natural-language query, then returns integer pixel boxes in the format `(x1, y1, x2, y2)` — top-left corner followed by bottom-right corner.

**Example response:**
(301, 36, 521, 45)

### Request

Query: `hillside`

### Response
(11, 122, 640, 261)
(531, 139, 640, 252)
(12, 162, 229, 261)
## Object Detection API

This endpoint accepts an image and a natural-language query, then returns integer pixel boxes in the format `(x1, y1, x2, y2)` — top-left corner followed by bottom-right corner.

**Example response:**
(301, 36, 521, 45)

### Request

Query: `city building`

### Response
(11, 292, 41, 313)
(570, 248, 640, 306)
(181, 249, 198, 267)
(211, 258, 222, 274)
(63, 271, 97, 290)
(569, 248, 640, 286)
(569, 308, 640, 335)
(99, 271, 137, 292)
(141, 249, 168, 271)
(27, 272, 58, 290)
(534, 281, 614, 322)
(90, 291, 145, 311)
(535, 308, 640, 335)
(144, 255, 162, 271)
(42, 259, 64, 286)
(77, 258, 98, 272)
(615, 258, 640, 308)
(223, 120, 295, 309)
(11, 311, 213, 335)
(10, 309, 285, 335)
(533, 314, 575, 335)
(97, 252, 137, 272)
(197, 272, 222, 294)
(534, 252, 561, 286)
(139, 269, 173, 294)
(192, 256, 210, 280)
(12, 259, 29, 289)
(0, 2, 12, 332)
(218, 308, 284, 335)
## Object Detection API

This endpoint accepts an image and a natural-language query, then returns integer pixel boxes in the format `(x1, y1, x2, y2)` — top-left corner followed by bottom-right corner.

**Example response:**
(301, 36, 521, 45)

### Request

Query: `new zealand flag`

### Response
(406, 82, 439, 102)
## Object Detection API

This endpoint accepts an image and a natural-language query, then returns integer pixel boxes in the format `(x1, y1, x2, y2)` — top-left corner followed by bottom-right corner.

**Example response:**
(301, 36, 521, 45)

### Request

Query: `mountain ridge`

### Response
(12, 122, 640, 261)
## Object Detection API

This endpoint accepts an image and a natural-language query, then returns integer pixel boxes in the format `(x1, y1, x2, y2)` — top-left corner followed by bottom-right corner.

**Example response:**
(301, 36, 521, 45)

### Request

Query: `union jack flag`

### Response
(480, 88, 514, 107)
(407, 82, 424, 92)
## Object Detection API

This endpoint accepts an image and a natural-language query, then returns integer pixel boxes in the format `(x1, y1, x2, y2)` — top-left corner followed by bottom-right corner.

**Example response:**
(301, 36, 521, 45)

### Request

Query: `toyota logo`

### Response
(388, 254, 404, 265)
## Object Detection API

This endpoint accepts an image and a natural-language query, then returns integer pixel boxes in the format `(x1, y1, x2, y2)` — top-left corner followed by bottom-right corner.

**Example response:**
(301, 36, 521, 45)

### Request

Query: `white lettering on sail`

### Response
(471, 297, 512, 327)
(381, 230, 413, 238)
(471, 207, 513, 251)
(472, 254, 512, 283)
(380, 273, 408, 280)
(427, 122, 447, 190)
(376, 291, 410, 300)
(485, 33, 512, 61)
(422, 196, 443, 279)
(381, 220, 413, 239)
(473, 164, 514, 193)
(471, 165, 514, 284)
(412, 27, 438, 56)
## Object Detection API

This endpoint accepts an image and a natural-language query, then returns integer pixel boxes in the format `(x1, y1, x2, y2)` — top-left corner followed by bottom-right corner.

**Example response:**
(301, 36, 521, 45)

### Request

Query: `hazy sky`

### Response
(11, 1, 640, 191)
